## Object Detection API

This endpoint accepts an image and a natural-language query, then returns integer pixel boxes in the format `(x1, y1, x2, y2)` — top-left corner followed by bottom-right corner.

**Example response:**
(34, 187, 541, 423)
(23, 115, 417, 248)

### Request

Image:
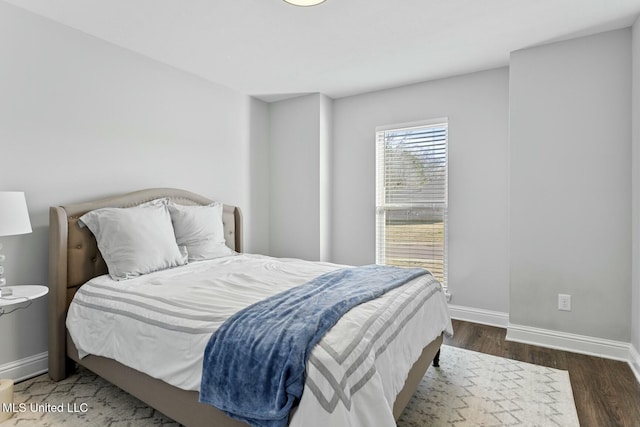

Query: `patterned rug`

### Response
(398, 346, 580, 427)
(1, 346, 579, 426)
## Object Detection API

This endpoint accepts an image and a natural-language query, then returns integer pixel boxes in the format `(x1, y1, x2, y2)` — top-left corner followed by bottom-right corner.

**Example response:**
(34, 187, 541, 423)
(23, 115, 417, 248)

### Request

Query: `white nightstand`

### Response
(0, 285, 48, 313)
(0, 285, 48, 421)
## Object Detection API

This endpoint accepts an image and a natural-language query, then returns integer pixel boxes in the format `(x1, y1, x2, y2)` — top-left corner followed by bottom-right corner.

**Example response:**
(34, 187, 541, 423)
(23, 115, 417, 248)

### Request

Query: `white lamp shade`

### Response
(0, 192, 32, 236)
(283, 0, 326, 6)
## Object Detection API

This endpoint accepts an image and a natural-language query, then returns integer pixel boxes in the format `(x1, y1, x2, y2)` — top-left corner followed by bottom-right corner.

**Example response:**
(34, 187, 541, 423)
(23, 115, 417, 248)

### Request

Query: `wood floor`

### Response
(444, 319, 640, 427)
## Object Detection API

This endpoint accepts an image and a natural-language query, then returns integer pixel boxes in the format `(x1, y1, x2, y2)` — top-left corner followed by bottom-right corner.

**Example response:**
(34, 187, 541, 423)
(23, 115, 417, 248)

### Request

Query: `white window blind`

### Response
(375, 120, 448, 286)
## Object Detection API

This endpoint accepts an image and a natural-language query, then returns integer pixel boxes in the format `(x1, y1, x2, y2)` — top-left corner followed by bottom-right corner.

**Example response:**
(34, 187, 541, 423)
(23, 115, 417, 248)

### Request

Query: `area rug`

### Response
(397, 345, 580, 427)
(1, 345, 580, 426)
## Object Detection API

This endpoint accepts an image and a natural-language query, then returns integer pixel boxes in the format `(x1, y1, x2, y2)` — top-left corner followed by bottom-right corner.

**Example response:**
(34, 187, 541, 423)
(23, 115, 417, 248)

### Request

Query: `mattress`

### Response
(66, 254, 452, 426)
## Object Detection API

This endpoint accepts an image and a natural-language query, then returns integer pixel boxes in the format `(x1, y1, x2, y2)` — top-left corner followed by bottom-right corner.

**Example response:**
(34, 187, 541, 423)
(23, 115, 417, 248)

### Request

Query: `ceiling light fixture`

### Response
(283, 0, 326, 6)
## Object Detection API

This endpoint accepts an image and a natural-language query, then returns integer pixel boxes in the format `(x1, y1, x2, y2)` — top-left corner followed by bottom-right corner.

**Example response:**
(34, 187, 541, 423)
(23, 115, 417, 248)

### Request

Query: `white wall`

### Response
(319, 95, 333, 262)
(331, 68, 510, 314)
(509, 29, 632, 341)
(0, 2, 269, 377)
(268, 93, 332, 261)
(632, 16, 640, 375)
(248, 98, 271, 256)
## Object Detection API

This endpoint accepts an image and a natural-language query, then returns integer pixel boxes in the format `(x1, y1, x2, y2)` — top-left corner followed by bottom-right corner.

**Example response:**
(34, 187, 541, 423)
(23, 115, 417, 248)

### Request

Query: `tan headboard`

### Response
(48, 188, 242, 380)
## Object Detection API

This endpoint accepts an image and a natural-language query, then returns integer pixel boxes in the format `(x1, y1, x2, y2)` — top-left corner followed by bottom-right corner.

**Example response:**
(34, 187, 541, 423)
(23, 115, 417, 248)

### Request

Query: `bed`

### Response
(48, 188, 452, 427)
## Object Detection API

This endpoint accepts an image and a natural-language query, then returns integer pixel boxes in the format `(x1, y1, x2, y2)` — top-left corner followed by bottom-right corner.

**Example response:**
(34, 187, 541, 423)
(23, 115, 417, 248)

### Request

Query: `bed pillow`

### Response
(79, 201, 188, 280)
(168, 201, 236, 261)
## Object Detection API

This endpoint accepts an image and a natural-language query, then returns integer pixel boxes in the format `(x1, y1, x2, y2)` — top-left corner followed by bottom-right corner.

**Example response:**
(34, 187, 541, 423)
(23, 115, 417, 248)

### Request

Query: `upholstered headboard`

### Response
(48, 188, 242, 380)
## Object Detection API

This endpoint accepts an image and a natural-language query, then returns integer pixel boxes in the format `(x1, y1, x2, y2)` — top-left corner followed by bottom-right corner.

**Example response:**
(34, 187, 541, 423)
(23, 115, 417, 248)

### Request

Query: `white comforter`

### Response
(66, 254, 452, 427)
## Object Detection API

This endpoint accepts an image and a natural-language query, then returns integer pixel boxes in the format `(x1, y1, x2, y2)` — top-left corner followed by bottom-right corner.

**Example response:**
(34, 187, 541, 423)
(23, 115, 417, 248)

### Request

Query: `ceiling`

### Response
(6, 0, 640, 102)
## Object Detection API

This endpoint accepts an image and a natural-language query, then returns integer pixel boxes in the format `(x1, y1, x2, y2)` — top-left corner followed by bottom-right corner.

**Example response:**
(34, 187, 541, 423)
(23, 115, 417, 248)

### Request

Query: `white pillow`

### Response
(168, 201, 236, 261)
(79, 201, 188, 280)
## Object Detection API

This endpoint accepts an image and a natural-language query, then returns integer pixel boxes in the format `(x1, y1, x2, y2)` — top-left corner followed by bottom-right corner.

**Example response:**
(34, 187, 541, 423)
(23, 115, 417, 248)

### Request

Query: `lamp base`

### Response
(0, 287, 13, 297)
(0, 379, 14, 422)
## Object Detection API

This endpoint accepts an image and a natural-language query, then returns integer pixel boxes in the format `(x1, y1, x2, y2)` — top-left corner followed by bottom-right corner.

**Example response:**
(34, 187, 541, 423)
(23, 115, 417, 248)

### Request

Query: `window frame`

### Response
(375, 118, 449, 287)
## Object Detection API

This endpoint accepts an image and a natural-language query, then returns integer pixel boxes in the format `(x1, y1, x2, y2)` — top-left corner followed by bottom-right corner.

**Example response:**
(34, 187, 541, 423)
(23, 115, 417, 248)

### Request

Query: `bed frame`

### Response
(48, 188, 443, 427)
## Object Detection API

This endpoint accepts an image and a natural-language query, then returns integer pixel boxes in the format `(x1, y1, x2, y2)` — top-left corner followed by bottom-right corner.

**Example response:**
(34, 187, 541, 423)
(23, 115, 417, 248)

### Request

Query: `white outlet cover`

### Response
(558, 294, 571, 311)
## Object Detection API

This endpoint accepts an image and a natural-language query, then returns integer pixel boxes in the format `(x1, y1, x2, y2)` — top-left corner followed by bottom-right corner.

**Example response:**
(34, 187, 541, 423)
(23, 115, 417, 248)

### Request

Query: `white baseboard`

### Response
(447, 304, 509, 328)
(0, 352, 48, 382)
(506, 323, 630, 362)
(630, 344, 640, 385)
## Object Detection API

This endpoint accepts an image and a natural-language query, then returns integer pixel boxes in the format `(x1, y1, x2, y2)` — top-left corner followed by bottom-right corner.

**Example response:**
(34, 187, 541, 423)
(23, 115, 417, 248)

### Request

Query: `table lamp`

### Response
(0, 192, 32, 297)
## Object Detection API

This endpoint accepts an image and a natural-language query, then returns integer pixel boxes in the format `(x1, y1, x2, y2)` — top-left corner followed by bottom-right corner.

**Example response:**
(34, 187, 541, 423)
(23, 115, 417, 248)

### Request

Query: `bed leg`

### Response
(432, 349, 440, 367)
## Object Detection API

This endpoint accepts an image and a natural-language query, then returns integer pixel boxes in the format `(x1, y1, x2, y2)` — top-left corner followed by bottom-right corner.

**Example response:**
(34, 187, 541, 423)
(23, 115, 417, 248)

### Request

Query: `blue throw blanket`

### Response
(199, 264, 428, 427)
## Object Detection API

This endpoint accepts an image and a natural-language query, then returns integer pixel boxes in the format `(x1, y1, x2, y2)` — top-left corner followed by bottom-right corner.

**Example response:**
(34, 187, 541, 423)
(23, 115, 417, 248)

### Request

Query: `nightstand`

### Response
(0, 285, 48, 312)
(0, 284, 47, 421)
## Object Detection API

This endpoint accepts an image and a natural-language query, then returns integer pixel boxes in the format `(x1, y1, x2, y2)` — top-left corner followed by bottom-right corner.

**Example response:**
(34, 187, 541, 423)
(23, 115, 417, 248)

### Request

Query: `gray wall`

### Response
(268, 93, 332, 261)
(319, 95, 333, 262)
(509, 29, 632, 341)
(0, 2, 269, 374)
(632, 16, 640, 367)
(248, 98, 271, 256)
(331, 68, 510, 313)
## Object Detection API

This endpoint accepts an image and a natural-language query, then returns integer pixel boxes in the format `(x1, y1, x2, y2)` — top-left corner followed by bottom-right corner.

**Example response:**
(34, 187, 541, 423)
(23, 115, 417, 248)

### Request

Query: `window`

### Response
(375, 119, 448, 286)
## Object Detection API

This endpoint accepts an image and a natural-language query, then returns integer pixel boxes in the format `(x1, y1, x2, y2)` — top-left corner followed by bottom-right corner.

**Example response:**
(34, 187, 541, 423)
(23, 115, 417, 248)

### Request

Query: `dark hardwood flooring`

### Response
(443, 319, 640, 427)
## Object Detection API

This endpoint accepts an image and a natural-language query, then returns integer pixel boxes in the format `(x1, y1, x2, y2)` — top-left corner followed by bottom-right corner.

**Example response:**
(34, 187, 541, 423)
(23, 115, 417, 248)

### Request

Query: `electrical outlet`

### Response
(558, 294, 571, 311)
